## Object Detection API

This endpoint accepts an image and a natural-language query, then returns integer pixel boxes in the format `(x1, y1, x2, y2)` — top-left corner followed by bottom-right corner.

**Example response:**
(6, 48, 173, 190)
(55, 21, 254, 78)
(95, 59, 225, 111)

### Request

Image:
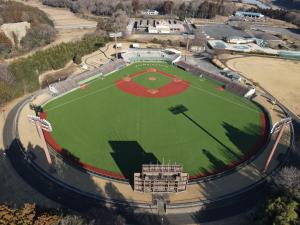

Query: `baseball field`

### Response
(43, 61, 267, 180)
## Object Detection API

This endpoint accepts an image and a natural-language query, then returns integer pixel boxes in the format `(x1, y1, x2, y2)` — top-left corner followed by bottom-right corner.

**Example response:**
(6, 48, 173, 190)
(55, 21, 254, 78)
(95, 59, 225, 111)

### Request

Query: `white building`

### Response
(225, 36, 256, 44)
(141, 10, 159, 16)
(235, 11, 264, 19)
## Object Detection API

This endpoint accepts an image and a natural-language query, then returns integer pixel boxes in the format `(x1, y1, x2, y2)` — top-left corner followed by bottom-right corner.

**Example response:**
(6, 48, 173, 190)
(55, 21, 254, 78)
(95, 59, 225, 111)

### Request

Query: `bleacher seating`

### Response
(50, 59, 126, 95)
(175, 61, 249, 96)
(122, 50, 178, 63)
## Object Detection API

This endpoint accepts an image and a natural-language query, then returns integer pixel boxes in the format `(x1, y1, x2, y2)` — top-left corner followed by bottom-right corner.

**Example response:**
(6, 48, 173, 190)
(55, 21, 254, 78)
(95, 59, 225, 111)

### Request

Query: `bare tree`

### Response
(273, 166, 300, 192)
(110, 10, 129, 33)
(132, 0, 139, 14)
(60, 215, 88, 225)
(163, 0, 174, 15)
(0, 63, 15, 85)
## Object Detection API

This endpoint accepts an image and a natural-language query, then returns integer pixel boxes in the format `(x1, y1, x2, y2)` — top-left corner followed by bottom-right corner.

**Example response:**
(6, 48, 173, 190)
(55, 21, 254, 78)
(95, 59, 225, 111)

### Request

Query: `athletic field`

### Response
(43, 61, 267, 180)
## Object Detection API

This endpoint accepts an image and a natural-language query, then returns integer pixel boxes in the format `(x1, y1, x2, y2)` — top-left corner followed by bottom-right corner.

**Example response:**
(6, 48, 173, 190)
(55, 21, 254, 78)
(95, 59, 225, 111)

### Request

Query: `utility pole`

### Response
(183, 33, 195, 62)
(109, 32, 122, 59)
(1, 108, 5, 121)
(28, 115, 53, 165)
(263, 117, 292, 173)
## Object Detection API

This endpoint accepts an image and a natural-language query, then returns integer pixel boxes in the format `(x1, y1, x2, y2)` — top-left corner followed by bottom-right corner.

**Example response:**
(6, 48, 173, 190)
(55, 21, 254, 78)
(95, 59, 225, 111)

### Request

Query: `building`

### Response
(133, 19, 185, 34)
(225, 36, 256, 44)
(235, 11, 264, 19)
(134, 164, 188, 193)
(149, 20, 170, 34)
(141, 9, 159, 16)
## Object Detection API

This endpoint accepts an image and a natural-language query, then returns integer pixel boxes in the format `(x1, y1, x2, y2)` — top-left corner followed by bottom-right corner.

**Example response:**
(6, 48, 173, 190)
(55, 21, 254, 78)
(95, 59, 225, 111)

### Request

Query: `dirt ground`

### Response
(20, 0, 97, 36)
(5, 0, 97, 63)
(223, 54, 300, 117)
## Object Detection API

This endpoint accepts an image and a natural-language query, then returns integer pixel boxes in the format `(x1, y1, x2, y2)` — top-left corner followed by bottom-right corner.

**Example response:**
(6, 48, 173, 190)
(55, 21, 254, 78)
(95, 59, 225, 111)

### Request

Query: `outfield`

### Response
(43, 61, 267, 180)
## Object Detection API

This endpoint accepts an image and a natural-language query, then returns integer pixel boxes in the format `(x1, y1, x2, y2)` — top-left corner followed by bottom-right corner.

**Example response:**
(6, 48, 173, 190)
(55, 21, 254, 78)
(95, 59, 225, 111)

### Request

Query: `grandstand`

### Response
(49, 59, 126, 95)
(175, 60, 250, 96)
(134, 164, 188, 193)
(121, 49, 181, 63)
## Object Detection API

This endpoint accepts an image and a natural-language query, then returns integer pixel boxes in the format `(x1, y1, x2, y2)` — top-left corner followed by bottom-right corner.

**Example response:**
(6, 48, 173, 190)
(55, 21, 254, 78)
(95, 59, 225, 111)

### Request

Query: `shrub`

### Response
(2, 34, 108, 106)
(21, 24, 56, 51)
(0, 32, 12, 55)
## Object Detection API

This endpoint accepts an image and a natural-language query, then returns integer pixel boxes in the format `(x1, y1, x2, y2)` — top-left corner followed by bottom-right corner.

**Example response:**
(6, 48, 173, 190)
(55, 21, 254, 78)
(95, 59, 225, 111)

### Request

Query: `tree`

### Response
(60, 215, 88, 225)
(186, 2, 194, 18)
(197, 1, 219, 19)
(177, 2, 186, 21)
(0, 32, 12, 55)
(110, 10, 129, 33)
(115, 1, 125, 11)
(253, 196, 299, 225)
(267, 197, 298, 225)
(197, 1, 209, 18)
(132, 0, 139, 15)
(21, 24, 56, 51)
(274, 166, 300, 194)
(0, 63, 15, 84)
(192, 31, 206, 47)
(162, 0, 174, 15)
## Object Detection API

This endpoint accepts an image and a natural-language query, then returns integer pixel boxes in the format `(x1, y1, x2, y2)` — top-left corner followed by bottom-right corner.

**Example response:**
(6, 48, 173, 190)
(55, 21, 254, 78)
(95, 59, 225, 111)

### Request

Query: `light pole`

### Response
(183, 33, 195, 62)
(28, 115, 53, 165)
(263, 117, 292, 173)
(2, 108, 5, 121)
(109, 32, 122, 59)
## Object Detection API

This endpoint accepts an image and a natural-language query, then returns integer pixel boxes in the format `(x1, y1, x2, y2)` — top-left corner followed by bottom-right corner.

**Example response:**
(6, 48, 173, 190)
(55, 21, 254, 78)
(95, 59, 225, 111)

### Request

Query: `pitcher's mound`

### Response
(148, 77, 157, 81)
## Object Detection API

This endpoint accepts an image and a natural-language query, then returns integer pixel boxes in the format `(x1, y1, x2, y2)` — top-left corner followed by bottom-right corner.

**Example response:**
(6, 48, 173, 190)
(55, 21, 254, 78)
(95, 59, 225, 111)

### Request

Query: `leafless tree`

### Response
(110, 10, 129, 33)
(132, 0, 140, 14)
(273, 166, 300, 191)
(59, 215, 88, 225)
(0, 63, 15, 85)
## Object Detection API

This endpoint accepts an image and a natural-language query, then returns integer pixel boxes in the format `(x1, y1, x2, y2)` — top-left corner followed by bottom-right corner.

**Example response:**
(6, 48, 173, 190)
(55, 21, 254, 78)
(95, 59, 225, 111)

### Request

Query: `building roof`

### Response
(235, 11, 264, 17)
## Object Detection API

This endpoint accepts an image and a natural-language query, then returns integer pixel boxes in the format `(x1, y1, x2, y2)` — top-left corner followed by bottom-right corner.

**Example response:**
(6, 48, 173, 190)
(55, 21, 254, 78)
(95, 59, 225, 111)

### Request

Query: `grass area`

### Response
(132, 72, 171, 89)
(44, 61, 265, 177)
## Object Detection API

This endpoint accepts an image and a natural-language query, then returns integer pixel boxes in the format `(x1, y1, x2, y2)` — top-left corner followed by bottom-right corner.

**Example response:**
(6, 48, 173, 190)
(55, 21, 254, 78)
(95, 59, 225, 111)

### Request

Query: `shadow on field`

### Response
(109, 141, 160, 185)
(168, 104, 239, 159)
(202, 149, 226, 169)
(222, 122, 266, 156)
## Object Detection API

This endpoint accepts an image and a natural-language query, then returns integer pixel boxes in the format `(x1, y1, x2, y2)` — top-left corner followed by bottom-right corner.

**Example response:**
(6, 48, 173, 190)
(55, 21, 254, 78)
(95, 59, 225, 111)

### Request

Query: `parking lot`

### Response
(197, 24, 251, 40)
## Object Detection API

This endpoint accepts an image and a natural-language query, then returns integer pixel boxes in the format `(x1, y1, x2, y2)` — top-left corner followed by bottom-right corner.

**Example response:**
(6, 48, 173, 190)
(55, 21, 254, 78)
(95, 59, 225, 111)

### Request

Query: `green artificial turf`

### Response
(44, 61, 265, 176)
(132, 72, 171, 89)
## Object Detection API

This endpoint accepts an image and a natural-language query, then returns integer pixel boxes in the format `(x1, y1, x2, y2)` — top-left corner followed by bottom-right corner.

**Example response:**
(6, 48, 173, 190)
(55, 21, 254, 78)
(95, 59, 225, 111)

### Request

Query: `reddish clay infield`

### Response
(115, 68, 190, 98)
